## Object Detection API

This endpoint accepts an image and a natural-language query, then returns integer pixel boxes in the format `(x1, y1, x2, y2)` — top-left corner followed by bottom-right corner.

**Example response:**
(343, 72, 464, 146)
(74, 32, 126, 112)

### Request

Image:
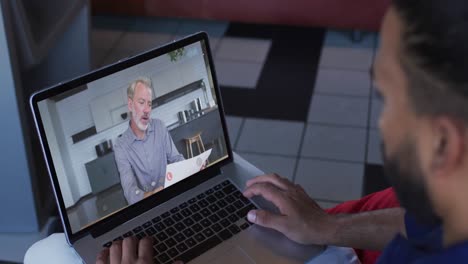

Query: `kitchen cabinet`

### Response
(110, 104, 129, 125)
(85, 152, 120, 194)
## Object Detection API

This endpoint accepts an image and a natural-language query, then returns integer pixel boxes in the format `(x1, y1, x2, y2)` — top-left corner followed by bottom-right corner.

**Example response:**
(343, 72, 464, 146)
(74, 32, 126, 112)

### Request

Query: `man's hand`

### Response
(96, 237, 184, 264)
(143, 186, 164, 199)
(200, 161, 207, 171)
(96, 237, 153, 264)
(152, 186, 164, 194)
(243, 174, 338, 245)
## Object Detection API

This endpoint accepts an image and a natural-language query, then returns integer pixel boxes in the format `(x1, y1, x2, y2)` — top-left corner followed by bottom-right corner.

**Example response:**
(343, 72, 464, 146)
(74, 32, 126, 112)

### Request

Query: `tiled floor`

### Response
(301, 124, 367, 162)
(236, 118, 304, 156)
(91, 16, 387, 208)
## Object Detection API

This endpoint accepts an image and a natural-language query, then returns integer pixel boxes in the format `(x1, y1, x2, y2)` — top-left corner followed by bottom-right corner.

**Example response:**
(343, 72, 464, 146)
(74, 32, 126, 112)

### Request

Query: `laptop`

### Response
(30, 32, 324, 263)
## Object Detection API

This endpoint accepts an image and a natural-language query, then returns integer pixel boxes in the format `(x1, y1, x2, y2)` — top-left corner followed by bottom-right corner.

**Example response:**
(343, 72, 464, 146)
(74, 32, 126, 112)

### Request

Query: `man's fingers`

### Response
(138, 237, 154, 261)
(153, 186, 163, 194)
(121, 237, 137, 263)
(243, 182, 285, 204)
(95, 248, 109, 264)
(246, 174, 292, 191)
(243, 182, 288, 211)
(247, 209, 287, 233)
(109, 240, 122, 264)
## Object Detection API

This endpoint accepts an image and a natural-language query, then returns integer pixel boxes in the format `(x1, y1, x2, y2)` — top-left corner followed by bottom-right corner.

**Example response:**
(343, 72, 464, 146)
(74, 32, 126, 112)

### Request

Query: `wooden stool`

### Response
(184, 132, 206, 159)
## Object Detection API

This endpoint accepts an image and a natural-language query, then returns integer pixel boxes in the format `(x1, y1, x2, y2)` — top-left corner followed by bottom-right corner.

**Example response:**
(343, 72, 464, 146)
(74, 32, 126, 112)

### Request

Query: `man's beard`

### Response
(131, 106, 149, 131)
(381, 139, 442, 226)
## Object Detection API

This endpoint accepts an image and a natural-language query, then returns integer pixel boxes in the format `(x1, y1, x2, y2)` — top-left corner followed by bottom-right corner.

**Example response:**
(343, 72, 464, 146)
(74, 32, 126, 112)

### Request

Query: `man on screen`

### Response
(114, 77, 185, 205)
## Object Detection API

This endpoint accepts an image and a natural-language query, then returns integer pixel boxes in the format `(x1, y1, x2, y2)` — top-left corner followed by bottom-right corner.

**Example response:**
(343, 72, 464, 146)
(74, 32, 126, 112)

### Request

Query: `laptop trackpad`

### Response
(207, 246, 255, 264)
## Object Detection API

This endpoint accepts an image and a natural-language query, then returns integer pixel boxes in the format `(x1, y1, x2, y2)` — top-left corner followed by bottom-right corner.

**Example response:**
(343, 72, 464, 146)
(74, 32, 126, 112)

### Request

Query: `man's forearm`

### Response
(326, 207, 405, 251)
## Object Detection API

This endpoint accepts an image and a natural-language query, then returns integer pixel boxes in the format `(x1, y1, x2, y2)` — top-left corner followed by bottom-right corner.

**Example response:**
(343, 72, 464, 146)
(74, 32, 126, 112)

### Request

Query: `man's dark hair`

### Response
(392, 0, 468, 121)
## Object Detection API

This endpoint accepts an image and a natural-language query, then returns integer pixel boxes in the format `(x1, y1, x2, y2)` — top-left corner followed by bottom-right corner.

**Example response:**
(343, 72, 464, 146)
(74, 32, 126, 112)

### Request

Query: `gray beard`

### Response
(131, 110, 149, 131)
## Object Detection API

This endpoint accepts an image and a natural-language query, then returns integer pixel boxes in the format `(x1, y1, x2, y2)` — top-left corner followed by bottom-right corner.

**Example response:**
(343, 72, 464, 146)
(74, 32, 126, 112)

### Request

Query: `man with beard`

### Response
(114, 77, 184, 205)
(71, 0, 468, 263)
(242, 0, 468, 262)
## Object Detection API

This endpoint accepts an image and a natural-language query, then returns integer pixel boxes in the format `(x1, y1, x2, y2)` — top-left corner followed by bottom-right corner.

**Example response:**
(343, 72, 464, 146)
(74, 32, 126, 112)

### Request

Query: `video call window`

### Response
(38, 41, 229, 233)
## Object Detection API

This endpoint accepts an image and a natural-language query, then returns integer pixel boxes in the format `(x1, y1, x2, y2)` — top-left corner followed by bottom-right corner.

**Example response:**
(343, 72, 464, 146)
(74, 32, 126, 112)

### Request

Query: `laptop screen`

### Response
(35, 38, 230, 233)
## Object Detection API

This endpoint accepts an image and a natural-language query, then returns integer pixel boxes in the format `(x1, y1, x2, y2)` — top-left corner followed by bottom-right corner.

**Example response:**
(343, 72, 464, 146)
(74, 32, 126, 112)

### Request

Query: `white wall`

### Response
(45, 41, 216, 208)
(38, 100, 74, 207)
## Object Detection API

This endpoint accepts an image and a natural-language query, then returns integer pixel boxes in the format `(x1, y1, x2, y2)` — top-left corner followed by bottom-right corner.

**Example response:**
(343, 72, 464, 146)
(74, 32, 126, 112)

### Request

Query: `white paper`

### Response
(164, 149, 212, 188)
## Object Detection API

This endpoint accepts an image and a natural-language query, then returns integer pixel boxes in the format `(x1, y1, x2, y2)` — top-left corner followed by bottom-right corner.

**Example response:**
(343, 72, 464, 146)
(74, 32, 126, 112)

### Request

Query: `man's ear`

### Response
(431, 117, 465, 175)
(127, 97, 133, 112)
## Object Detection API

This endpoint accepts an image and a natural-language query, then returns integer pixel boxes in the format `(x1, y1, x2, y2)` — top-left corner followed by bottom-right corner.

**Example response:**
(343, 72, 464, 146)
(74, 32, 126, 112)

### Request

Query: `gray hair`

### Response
(127, 77, 153, 99)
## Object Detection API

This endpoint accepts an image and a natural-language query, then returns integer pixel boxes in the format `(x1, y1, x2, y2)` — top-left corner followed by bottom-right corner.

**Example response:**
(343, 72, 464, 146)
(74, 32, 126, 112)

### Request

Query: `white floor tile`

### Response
(295, 158, 364, 201)
(225, 116, 244, 147)
(308, 95, 369, 127)
(314, 69, 371, 97)
(238, 152, 297, 180)
(215, 60, 264, 88)
(216, 37, 272, 63)
(301, 124, 367, 162)
(319, 47, 374, 71)
(367, 129, 383, 165)
(237, 118, 304, 156)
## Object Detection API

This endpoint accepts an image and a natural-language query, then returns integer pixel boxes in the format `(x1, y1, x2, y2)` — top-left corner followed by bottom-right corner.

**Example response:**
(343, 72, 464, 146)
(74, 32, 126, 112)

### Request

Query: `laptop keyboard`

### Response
(103, 180, 257, 263)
